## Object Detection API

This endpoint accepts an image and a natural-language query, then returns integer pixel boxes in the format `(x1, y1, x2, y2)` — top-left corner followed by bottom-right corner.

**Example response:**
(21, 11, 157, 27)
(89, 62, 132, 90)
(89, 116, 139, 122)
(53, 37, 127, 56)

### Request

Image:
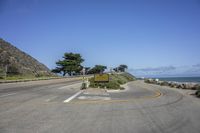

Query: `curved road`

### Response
(0, 79, 200, 133)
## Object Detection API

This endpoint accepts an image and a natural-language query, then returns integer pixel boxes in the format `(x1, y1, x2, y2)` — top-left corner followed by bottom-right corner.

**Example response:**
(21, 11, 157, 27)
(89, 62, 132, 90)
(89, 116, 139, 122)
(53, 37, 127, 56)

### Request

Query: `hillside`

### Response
(0, 38, 53, 78)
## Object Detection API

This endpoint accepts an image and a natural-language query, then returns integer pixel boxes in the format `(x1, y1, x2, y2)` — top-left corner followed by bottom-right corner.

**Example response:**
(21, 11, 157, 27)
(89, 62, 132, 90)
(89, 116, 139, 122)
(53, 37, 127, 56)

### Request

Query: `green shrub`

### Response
(105, 81, 120, 89)
(195, 85, 200, 97)
(89, 73, 135, 89)
(117, 80, 125, 84)
(35, 73, 45, 77)
(195, 90, 200, 98)
(121, 73, 135, 81)
(7, 65, 20, 75)
(0, 68, 4, 79)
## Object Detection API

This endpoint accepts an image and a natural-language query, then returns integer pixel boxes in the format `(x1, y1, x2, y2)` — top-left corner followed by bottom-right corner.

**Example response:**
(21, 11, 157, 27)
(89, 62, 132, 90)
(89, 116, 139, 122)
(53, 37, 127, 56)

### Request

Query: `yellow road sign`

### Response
(94, 74, 109, 82)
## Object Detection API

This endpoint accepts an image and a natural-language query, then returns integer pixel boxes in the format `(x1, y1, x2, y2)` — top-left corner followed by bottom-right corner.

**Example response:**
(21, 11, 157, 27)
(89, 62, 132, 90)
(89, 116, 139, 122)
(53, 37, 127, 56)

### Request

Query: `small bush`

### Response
(117, 80, 125, 85)
(195, 90, 200, 98)
(194, 84, 200, 90)
(105, 81, 120, 89)
(89, 73, 134, 89)
(0, 68, 4, 79)
(195, 86, 200, 97)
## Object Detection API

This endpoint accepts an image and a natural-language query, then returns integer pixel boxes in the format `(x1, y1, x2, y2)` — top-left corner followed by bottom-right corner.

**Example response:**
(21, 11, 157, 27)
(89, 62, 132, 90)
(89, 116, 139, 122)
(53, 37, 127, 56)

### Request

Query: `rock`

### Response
(182, 83, 197, 90)
(157, 81, 163, 85)
(192, 84, 200, 90)
(160, 81, 169, 86)
(175, 83, 183, 89)
(144, 78, 156, 84)
(170, 83, 177, 88)
(144, 77, 200, 91)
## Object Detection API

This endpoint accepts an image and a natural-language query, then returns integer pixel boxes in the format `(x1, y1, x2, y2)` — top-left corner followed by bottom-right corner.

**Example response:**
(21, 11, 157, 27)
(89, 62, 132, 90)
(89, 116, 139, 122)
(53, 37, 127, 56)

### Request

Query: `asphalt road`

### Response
(0, 79, 200, 133)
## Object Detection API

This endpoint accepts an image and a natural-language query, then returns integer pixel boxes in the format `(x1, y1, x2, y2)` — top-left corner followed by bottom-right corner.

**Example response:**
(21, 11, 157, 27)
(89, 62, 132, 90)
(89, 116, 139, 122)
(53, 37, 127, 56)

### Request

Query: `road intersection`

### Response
(0, 79, 200, 133)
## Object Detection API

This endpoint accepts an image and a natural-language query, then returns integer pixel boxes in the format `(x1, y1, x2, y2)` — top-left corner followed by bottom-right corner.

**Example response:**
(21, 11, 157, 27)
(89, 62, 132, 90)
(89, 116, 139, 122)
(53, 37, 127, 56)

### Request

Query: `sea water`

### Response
(157, 77, 200, 83)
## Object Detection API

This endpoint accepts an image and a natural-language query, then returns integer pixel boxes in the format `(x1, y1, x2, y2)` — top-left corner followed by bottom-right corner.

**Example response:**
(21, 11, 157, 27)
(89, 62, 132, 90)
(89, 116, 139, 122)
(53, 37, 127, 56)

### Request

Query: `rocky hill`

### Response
(0, 38, 53, 77)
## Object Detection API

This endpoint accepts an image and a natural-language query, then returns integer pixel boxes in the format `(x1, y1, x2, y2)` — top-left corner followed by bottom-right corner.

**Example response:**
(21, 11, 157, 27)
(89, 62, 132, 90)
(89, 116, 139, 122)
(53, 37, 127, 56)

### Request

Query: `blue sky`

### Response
(0, 0, 200, 77)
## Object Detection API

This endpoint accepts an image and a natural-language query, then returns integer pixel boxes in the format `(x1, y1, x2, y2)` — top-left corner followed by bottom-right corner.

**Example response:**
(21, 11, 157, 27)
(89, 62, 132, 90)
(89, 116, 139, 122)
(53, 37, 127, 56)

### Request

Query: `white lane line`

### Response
(58, 83, 82, 90)
(0, 93, 17, 98)
(63, 90, 83, 103)
(78, 96, 111, 100)
(83, 92, 109, 96)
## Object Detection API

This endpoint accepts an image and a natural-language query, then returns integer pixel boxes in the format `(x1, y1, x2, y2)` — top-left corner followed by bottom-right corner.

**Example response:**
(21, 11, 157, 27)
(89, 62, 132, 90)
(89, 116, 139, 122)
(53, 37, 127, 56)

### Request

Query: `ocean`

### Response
(157, 77, 200, 83)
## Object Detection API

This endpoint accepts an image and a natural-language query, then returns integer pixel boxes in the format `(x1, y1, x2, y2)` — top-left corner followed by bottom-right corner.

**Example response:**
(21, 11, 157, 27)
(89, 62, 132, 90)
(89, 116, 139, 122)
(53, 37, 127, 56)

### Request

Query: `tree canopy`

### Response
(113, 64, 128, 72)
(52, 52, 84, 76)
(88, 65, 107, 74)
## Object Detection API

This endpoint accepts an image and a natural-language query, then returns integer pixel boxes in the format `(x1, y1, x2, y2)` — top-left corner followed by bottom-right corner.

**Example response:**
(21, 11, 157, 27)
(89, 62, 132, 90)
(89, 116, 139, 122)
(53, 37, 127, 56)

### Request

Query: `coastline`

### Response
(144, 77, 200, 98)
(144, 78, 200, 90)
(156, 77, 200, 84)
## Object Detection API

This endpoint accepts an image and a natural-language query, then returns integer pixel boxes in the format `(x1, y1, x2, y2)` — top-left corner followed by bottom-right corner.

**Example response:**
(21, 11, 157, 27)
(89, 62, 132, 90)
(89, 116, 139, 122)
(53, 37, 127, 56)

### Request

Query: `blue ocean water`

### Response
(157, 77, 200, 83)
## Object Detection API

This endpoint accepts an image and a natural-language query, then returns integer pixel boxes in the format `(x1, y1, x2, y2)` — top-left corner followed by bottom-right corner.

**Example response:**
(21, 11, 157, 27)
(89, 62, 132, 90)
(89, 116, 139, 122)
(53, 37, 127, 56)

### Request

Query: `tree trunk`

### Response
(63, 71, 66, 76)
(69, 71, 72, 76)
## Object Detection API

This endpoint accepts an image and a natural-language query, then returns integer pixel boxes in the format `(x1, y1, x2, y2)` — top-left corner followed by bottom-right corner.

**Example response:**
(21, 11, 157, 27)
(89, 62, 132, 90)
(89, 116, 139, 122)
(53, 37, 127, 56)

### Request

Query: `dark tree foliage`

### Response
(113, 67, 118, 72)
(118, 64, 128, 72)
(7, 65, 20, 75)
(84, 67, 91, 74)
(88, 65, 107, 74)
(52, 52, 84, 76)
(113, 64, 128, 72)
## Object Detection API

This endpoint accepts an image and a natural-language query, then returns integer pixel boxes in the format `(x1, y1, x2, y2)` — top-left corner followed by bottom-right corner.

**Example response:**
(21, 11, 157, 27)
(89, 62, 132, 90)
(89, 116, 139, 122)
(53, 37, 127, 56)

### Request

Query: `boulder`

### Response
(182, 83, 197, 90)
(160, 81, 169, 86)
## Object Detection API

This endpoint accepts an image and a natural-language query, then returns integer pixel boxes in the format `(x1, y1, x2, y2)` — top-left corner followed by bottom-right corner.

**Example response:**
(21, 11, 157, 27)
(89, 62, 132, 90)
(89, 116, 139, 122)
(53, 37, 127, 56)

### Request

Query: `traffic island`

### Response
(89, 72, 135, 90)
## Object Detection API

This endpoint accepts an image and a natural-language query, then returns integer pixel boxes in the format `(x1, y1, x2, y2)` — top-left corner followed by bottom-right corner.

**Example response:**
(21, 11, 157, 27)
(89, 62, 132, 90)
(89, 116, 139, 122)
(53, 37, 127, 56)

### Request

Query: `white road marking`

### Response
(83, 92, 109, 96)
(107, 90, 121, 93)
(63, 90, 83, 103)
(78, 96, 111, 100)
(58, 83, 82, 90)
(0, 93, 17, 98)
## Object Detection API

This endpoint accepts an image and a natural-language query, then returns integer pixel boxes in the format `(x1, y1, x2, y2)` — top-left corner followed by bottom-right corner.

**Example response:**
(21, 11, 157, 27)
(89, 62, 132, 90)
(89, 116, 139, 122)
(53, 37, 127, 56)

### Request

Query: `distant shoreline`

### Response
(155, 77, 200, 83)
(144, 77, 200, 91)
(136, 76, 200, 83)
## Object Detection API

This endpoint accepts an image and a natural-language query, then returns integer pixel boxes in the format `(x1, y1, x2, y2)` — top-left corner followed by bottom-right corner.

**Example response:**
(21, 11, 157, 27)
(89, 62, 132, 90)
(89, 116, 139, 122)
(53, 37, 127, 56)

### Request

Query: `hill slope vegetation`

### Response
(0, 39, 53, 78)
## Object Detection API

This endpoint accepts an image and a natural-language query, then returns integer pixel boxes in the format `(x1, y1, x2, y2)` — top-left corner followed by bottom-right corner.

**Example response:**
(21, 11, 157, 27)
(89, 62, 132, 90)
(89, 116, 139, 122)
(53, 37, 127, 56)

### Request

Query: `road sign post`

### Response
(81, 68, 87, 89)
